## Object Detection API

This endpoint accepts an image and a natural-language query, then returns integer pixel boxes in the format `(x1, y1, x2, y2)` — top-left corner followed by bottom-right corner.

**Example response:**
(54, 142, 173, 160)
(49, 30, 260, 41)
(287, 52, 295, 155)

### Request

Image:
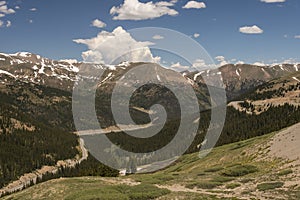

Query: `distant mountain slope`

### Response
(1, 52, 299, 101)
(0, 52, 79, 91)
(228, 71, 300, 114)
(185, 63, 299, 100)
(245, 70, 300, 102)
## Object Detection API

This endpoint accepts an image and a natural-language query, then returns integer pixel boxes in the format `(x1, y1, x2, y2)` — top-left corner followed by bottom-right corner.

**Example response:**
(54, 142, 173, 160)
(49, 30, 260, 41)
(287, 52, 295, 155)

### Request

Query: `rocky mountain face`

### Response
(0, 52, 79, 91)
(0, 53, 78, 131)
(1, 52, 299, 100)
(247, 70, 300, 101)
(228, 70, 300, 115)
(184, 63, 300, 100)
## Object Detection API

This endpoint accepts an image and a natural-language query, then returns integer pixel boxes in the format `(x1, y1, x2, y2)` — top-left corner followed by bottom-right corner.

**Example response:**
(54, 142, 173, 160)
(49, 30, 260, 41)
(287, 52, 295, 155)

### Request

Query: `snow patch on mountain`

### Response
(32, 65, 38, 70)
(186, 77, 194, 85)
(193, 71, 205, 81)
(107, 65, 116, 70)
(117, 61, 130, 67)
(0, 69, 16, 78)
(292, 77, 300, 83)
(157, 75, 161, 81)
(10, 52, 32, 57)
(60, 59, 78, 64)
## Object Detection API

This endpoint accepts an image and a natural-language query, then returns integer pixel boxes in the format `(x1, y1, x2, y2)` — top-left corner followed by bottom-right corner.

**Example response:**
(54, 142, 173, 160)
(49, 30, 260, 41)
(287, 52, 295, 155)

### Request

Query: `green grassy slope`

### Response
(4, 126, 300, 200)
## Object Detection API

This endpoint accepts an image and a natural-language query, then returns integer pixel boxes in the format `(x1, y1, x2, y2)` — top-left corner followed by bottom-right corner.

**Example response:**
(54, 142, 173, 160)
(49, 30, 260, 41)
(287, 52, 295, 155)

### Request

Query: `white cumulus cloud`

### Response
(239, 25, 263, 34)
(253, 62, 266, 66)
(193, 33, 200, 38)
(74, 26, 161, 64)
(91, 19, 106, 28)
(215, 56, 225, 62)
(152, 34, 164, 40)
(6, 20, 10, 27)
(170, 62, 190, 71)
(192, 59, 206, 68)
(235, 61, 245, 65)
(0, 1, 15, 16)
(110, 0, 178, 20)
(215, 56, 228, 66)
(260, 0, 286, 3)
(294, 35, 300, 39)
(60, 59, 78, 64)
(30, 8, 37, 11)
(183, 1, 206, 9)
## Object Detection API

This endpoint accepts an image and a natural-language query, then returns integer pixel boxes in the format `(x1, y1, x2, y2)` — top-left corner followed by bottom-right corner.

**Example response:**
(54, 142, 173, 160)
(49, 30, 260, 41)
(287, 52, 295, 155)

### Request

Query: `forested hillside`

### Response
(0, 80, 118, 189)
(0, 61, 300, 194)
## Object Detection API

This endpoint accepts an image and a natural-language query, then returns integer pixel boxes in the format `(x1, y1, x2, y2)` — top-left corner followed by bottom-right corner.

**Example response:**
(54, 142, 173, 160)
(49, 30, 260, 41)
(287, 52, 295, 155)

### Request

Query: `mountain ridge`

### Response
(1, 52, 299, 100)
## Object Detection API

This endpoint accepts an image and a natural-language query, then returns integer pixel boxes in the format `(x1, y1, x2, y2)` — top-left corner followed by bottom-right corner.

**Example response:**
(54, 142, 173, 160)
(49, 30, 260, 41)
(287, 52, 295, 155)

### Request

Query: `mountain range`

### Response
(1, 52, 299, 98)
(0, 52, 300, 198)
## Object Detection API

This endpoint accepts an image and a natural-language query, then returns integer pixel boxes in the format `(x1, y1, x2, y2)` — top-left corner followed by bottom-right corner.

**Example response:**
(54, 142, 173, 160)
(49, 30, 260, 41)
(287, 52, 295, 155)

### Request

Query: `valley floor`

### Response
(3, 123, 300, 200)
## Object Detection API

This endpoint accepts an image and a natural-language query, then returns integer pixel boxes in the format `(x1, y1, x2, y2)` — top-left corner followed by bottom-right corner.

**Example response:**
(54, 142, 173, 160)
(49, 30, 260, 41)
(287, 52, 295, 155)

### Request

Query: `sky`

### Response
(0, 0, 300, 67)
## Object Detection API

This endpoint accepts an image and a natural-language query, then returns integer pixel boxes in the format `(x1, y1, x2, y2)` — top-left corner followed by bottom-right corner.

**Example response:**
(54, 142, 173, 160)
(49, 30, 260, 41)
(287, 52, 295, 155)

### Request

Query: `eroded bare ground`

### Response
(259, 123, 300, 189)
(155, 123, 300, 200)
(232, 123, 300, 200)
(96, 177, 141, 186)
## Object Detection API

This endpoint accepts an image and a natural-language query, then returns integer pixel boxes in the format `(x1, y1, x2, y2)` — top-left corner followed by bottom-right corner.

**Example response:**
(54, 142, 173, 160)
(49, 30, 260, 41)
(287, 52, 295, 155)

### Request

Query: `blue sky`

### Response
(1, 0, 300, 66)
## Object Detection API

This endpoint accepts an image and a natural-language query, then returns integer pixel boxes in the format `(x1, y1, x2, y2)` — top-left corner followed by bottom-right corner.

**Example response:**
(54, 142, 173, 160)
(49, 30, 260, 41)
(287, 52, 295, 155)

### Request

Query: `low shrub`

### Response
(226, 183, 241, 189)
(186, 181, 222, 189)
(278, 169, 293, 176)
(257, 182, 284, 191)
(222, 165, 258, 177)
